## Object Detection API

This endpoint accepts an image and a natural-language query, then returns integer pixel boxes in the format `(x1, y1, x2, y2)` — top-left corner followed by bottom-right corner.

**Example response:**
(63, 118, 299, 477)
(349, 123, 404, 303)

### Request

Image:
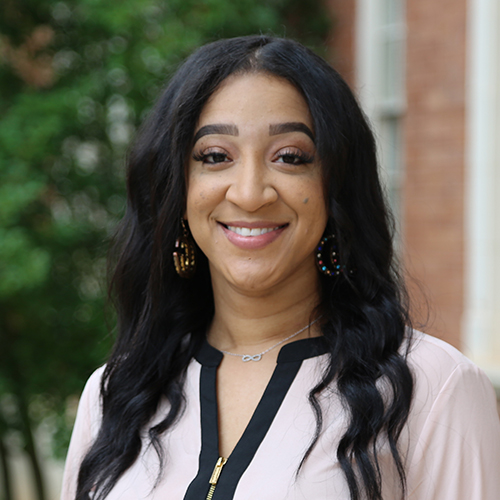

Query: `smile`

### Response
(226, 225, 283, 237)
(219, 222, 288, 250)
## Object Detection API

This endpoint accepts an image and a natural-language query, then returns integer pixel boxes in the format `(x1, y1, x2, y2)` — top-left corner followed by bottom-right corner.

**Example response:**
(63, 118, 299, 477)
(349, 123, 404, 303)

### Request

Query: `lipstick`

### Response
(219, 221, 287, 250)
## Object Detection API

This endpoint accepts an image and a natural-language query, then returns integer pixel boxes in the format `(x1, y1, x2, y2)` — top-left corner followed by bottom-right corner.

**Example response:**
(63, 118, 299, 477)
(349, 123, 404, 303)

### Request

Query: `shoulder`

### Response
(60, 366, 106, 500)
(73, 365, 106, 441)
(405, 330, 489, 394)
(403, 333, 500, 499)
(82, 364, 106, 397)
(404, 331, 499, 460)
(407, 330, 474, 368)
(405, 330, 497, 415)
(80, 365, 106, 407)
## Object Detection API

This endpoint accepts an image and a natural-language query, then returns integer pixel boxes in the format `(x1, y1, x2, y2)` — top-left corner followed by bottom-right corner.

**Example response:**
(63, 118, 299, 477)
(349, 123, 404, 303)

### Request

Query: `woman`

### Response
(61, 36, 500, 500)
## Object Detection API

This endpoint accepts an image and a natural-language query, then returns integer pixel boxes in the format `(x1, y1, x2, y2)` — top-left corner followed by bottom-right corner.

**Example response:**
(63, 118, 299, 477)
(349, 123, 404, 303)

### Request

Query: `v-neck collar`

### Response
(194, 335, 329, 366)
(185, 336, 329, 500)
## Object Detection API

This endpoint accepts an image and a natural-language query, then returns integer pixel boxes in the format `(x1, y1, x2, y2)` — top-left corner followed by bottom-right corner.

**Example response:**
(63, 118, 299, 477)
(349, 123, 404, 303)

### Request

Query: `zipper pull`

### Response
(206, 457, 227, 500)
(209, 457, 227, 485)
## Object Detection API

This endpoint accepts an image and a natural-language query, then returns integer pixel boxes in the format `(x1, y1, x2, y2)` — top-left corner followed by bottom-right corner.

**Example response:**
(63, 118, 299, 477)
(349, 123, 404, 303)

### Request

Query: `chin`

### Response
(228, 272, 279, 293)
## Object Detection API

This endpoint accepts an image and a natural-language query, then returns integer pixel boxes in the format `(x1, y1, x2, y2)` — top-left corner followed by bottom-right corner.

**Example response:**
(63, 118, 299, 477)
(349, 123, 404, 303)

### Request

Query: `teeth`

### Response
(227, 225, 281, 236)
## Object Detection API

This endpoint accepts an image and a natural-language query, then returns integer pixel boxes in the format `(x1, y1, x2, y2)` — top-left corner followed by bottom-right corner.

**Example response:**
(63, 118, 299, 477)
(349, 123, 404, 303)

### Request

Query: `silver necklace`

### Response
(220, 316, 322, 362)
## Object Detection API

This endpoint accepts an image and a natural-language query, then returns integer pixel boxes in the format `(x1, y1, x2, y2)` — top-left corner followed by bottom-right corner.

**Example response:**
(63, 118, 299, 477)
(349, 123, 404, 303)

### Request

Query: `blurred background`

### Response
(0, 0, 498, 498)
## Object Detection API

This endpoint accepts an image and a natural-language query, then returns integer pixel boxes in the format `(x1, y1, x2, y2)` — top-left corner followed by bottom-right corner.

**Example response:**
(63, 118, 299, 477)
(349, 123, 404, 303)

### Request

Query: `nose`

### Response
(225, 154, 278, 212)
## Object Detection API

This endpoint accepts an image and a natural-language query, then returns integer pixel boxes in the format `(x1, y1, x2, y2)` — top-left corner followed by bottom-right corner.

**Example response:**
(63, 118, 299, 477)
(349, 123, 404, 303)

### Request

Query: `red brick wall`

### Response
(403, 0, 467, 349)
(324, 0, 356, 87)
(325, 0, 467, 349)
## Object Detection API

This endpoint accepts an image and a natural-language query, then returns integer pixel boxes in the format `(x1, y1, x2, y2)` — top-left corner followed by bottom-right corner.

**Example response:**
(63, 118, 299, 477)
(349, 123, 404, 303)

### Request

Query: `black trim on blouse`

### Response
(183, 337, 328, 500)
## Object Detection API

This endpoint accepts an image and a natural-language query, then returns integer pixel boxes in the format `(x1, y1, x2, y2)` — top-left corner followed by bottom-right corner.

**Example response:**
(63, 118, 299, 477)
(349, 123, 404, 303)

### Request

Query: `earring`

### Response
(173, 219, 196, 278)
(316, 234, 347, 277)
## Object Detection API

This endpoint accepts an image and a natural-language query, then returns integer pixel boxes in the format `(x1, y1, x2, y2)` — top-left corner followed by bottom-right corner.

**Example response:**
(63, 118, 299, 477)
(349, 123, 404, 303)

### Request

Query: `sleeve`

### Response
(60, 366, 105, 500)
(407, 362, 500, 500)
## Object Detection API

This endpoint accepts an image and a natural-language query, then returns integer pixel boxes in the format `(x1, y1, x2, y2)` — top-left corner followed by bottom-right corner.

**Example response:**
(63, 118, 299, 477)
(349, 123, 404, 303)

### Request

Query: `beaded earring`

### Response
(316, 234, 347, 277)
(173, 219, 196, 278)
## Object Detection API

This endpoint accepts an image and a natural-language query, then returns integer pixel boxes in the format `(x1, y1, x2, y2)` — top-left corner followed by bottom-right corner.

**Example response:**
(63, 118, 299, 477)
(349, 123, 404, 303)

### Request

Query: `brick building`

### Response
(325, 0, 500, 390)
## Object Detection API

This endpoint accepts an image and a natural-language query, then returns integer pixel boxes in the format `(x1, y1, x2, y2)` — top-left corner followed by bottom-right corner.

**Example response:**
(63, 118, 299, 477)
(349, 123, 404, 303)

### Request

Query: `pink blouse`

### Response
(61, 332, 500, 499)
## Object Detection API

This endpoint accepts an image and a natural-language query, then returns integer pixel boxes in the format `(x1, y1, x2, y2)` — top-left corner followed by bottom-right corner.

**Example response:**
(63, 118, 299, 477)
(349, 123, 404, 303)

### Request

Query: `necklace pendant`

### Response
(242, 354, 262, 362)
(220, 316, 322, 362)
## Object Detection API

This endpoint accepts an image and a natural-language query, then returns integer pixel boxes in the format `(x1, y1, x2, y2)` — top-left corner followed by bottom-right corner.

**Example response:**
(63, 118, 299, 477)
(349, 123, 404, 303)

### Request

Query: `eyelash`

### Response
(192, 150, 229, 164)
(276, 149, 314, 165)
(192, 148, 314, 166)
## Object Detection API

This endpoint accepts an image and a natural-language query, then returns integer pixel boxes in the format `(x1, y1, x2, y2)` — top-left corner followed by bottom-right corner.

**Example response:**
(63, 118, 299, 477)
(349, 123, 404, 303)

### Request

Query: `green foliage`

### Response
(0, 0, 331, 479)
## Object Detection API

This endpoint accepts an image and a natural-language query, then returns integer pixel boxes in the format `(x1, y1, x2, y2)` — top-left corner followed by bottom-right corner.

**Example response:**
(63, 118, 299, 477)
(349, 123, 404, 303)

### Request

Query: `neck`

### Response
(207, 269, 322, 352)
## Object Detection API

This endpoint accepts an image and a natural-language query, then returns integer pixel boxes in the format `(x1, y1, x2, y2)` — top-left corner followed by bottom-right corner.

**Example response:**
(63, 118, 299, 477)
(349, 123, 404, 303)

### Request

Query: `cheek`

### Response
(189, 190, 206, 208)
(186, 172, 208, 213)
(186, 185, 204, 226)
(300, 187, 328, 239)
(186, 173, 225, 225)
(298, 179, 327, 216)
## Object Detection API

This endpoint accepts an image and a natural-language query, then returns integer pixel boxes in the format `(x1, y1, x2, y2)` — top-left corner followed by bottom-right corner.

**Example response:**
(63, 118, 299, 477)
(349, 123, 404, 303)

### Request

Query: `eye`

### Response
(192, 149, 231, 165)
(275, 148, 314, 165)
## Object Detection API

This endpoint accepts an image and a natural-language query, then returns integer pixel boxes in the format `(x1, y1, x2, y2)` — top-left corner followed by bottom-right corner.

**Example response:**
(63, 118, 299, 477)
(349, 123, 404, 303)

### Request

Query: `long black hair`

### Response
(76, 35, 414, 500)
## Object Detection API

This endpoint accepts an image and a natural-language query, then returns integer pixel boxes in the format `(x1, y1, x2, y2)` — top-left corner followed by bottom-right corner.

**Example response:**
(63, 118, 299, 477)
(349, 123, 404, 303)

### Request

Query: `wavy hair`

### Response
(75, 35, 414, 500)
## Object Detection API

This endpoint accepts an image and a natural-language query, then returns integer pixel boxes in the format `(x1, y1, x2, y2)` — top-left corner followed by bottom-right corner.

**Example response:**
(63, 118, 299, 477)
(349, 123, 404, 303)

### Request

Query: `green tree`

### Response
(0, 1, 330, 498)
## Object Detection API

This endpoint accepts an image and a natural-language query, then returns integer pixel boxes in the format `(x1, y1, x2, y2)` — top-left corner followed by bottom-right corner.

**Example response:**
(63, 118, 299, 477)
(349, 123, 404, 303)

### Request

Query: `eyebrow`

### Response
(192, 121, 315, 144)
(193, 124, 238, 144)
(269, 122, 315, 142)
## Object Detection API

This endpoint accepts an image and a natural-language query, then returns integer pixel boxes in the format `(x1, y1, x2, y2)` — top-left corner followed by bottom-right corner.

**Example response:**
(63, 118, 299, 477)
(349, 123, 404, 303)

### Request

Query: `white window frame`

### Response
(463, 0, 500, 386)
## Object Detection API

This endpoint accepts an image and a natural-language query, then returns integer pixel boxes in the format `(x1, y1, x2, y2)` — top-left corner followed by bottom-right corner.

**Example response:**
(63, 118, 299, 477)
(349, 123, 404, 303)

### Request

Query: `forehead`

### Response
(196, 73, 313, 129)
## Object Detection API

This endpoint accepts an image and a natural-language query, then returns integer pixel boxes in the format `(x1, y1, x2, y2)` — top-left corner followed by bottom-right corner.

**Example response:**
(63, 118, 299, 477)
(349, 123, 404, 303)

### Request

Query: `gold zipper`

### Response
(205, 456, 227, 500)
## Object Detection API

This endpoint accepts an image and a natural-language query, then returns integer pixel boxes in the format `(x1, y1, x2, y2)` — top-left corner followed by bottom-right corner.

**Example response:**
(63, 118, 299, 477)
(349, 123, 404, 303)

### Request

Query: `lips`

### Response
(219, 222, 288, 249)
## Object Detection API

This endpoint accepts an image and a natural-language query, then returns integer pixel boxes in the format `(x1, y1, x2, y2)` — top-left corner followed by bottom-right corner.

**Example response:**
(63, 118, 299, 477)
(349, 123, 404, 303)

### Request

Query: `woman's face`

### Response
(186, 73, 328, 294)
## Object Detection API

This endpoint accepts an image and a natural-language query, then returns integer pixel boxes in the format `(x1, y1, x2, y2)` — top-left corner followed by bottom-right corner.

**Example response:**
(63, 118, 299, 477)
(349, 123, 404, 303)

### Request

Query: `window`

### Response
(355, 0, 406, 225)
